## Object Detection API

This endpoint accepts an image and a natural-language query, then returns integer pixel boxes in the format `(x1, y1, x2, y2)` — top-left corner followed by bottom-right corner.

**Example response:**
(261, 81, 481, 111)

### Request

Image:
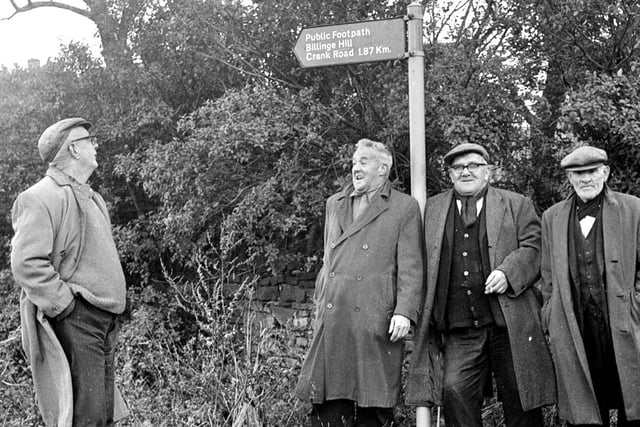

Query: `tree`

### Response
(557, 63, 640, 196)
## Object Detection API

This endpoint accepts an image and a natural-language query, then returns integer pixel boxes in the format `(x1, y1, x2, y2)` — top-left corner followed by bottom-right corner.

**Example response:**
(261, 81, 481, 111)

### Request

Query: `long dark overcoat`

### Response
(295, 181, 424, 407)
(406, 186, 557, 410)
(540, 189, 640, 424)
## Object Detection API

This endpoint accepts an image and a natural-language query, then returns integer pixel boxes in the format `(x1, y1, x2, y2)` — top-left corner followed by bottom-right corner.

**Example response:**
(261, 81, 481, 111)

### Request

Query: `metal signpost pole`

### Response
(407, 2, 426, 215)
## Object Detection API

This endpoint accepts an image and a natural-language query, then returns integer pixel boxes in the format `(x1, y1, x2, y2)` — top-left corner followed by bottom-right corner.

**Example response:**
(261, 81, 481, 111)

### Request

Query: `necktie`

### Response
(459, 196, 477, 227)
(353, 194, 369, 220)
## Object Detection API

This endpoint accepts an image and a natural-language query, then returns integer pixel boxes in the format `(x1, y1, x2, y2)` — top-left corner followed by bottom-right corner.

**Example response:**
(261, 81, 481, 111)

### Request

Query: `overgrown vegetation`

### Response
(2, 0, 640, 425)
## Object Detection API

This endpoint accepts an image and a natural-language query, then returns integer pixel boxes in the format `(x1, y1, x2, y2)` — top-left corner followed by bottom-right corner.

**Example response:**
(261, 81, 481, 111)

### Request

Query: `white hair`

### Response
(355, 138, 393, 170)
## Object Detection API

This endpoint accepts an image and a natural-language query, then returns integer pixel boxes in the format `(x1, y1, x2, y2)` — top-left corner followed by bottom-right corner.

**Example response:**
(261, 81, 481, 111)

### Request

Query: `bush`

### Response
(116, 257, 307, 426)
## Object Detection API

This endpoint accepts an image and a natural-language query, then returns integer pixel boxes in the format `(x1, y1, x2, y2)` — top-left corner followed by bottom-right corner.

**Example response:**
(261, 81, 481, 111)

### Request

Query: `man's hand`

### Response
(388, 314, 410, 342)
(485, 270, 508, 294)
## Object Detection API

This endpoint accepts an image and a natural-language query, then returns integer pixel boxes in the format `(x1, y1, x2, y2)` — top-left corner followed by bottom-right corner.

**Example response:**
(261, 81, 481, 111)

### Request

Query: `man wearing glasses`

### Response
(406, 143, 555, 427)
(11, 118, 128, 426)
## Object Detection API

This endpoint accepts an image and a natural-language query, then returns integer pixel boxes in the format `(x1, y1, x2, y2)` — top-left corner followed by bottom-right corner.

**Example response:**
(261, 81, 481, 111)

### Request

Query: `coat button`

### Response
(329, 272, 336, 278)
(362, 244, 369, 250)
(330, 242, 336, 248)
(354, 307, 360, 312)
(327, 303, 333, 309)
(356, 276, 362, 281)
(463, 271, 469, 276)
(464, 233, 469, 238)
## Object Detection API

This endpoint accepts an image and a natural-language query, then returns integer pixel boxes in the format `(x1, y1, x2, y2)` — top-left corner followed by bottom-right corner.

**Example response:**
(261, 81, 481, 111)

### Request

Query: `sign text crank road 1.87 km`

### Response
(293, 18, 405, 68)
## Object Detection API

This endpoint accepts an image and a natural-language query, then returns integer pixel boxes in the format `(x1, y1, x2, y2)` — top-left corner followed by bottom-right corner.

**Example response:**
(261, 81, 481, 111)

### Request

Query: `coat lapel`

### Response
(335, 182, 390, 247)
(335, 192, 349, 235)
(554, 198, 593, 380)
(425, 190, 453, 295)
(485, 186, 506, 268)
(602, 191, 623, 294)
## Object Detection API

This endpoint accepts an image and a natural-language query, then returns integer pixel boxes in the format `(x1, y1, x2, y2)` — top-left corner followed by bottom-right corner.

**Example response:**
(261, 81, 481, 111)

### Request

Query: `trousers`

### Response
(442, 325, 542, 427)
(51, 297, 120, 427)
(309, 399, 395, 427)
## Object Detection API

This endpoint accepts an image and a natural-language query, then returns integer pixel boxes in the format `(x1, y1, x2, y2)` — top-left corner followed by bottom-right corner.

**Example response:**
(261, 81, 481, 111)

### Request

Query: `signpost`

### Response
(293, 3, 427, 214)
(293, 18, 405, 68)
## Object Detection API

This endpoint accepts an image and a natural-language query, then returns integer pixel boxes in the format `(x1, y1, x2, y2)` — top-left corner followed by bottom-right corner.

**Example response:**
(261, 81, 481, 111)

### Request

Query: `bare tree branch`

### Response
(190, 48, 303, 91)
(2, 0, 90, 21)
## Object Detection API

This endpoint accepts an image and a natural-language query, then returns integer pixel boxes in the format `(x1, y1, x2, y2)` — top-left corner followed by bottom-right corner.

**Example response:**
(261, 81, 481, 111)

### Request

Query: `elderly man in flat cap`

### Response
(406, 143, 556, 427)
(11, 118, 128, 426)
(540, 146, 640, 426)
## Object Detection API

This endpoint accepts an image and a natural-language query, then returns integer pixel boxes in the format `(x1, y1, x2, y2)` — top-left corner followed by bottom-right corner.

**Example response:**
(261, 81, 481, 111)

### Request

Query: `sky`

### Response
(0, 1, 101, 68)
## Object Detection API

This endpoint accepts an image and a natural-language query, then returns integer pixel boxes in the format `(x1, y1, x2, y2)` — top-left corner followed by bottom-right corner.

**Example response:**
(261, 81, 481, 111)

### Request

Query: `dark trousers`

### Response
(310, 399, 394, 427)
(51, 297, 120, 427)
(442, 325, 542, 427)
(568, 301, 640, 427)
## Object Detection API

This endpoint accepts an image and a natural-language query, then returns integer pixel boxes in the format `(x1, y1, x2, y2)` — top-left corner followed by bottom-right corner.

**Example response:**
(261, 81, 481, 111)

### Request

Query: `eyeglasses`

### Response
(449, 162, 488, 174)
(70, 135, 98, 147)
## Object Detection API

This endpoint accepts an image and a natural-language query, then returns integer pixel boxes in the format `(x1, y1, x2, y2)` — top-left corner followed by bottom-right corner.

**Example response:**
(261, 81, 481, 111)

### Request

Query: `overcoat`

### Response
(11, 167, 128, 426)
(540, 188, 640, 424)
(406, 186, 556, 409)
(295, 181, 424, 407)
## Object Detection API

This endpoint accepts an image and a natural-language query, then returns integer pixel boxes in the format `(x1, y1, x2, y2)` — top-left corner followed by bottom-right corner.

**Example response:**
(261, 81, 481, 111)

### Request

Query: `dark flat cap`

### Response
(560, 146, 608, 171)
(443, 143, 490, 165)
(38, 118, 91, 163)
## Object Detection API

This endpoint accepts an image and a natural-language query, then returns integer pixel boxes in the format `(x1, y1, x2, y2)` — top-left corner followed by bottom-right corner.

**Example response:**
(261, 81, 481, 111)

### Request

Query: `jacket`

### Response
(296, 181, 424, 407)
(11, 166, 128, 426)
(541, 188, 640, 424)
(406, 186, 556, 409)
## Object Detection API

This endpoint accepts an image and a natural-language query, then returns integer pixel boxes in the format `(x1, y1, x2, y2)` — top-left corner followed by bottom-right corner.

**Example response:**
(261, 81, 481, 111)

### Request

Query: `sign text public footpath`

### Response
(293, 18, 406, 68)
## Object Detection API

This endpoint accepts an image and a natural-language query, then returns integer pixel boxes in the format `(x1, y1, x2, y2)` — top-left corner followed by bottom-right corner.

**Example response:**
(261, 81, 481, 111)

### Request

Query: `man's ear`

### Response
(68, 142, 80, 159)
(484, 166, 492, 182)
(602, 165, 610, 181)
(379, 162, 389, 176)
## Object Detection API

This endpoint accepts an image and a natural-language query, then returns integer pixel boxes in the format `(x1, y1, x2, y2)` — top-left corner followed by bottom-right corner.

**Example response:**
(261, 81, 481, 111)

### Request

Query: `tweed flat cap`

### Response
(560, 146, 608, 171)
(38, 118, 91, 163)
(443, 143, 490, 165)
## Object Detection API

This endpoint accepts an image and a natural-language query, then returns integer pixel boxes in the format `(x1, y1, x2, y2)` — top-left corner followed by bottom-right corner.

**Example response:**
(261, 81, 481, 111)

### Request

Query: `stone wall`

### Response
(238, 271, 317, 350)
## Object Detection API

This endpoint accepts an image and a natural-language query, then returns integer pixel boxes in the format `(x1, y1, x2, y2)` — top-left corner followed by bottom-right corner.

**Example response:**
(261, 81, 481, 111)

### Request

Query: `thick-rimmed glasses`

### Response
(70, 135, 98, 147)
(449, 162, 487, 175)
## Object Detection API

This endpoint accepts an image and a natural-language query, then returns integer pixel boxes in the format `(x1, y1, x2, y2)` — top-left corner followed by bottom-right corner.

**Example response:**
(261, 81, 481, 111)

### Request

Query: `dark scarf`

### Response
(454, 186, 488, 227)
(575, 190, 604, 221)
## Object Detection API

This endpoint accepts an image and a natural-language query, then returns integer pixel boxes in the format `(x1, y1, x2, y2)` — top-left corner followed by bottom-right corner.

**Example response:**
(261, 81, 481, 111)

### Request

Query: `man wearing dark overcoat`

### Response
(406, 143, 556, 427)
(540, 146, 640, 426)
(295, 138, 424, 426)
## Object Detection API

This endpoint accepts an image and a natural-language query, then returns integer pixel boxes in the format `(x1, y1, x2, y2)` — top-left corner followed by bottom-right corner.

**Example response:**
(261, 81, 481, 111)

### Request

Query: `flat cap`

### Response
(443, 143, 490, 165)
(560, 146, 608, 171)
(38, 118, 91, 163)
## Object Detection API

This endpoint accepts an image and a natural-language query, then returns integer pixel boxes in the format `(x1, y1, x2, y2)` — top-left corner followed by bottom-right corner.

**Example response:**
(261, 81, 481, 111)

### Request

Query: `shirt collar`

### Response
(455, 197, 484, 216)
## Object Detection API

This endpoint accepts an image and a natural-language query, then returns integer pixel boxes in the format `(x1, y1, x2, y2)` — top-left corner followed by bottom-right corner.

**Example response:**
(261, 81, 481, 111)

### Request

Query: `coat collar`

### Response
(485, 186, 507, 264)
(334, 180, 392, 246)
(46, 165, 76, 187)
(427, 185, 503, 256)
